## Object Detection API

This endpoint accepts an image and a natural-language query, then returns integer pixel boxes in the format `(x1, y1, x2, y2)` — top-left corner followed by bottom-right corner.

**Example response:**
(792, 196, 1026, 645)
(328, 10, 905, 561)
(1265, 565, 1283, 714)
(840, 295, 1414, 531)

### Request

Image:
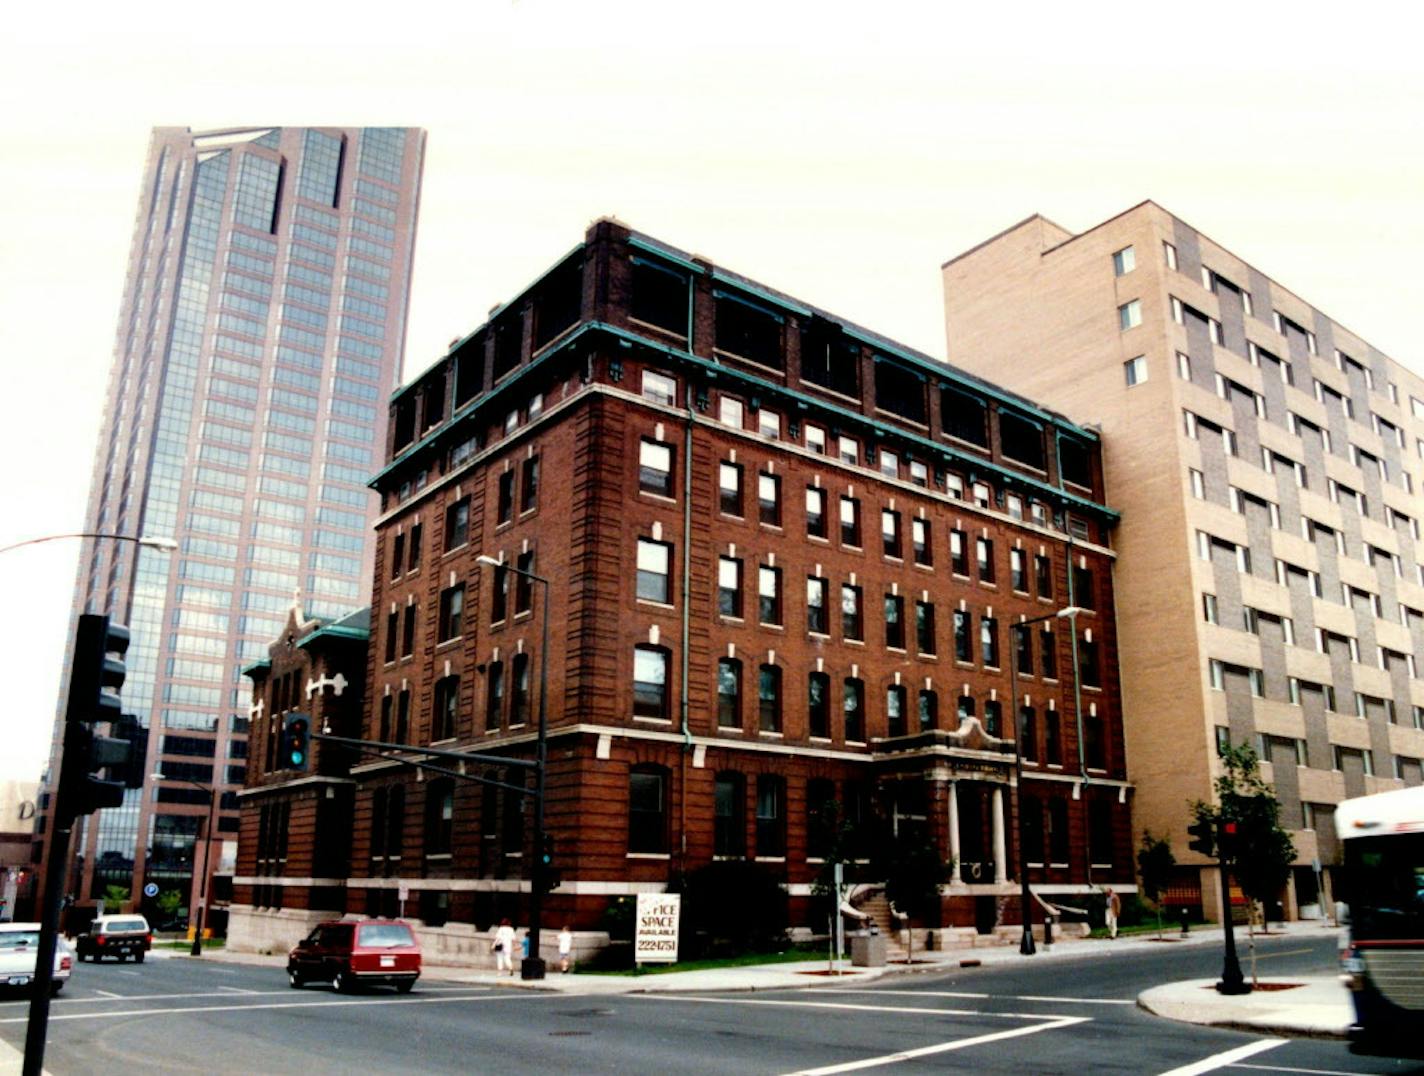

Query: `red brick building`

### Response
(234, 219, 1132, 956)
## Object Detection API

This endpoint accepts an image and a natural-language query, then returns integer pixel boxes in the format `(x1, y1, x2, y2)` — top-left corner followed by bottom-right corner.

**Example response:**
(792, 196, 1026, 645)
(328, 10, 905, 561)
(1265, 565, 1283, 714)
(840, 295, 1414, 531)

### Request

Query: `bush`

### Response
(672, 861, 788, 958)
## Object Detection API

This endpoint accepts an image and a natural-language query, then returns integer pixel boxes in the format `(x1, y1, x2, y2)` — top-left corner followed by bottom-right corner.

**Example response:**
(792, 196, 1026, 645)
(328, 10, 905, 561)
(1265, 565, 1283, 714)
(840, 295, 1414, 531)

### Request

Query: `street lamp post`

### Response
(0, 532, 178, 556)
(476, 554, 550, 981)
(1007, 606, 1087, 956)
(153, 772, 217, 956)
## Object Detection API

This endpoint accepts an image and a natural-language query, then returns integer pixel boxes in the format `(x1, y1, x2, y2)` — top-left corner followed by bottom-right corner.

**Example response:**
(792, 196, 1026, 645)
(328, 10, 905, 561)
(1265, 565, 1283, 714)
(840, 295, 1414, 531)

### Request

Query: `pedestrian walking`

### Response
(1104, 886, 1121, 940)
(558, 925, 573, 973)
(492, 918, 516, 975)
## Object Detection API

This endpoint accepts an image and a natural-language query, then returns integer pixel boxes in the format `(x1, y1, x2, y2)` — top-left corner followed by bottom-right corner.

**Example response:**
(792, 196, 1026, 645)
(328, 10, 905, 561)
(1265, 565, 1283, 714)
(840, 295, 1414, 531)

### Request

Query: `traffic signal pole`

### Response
(1215, 821, 1248, 995)
(22, 752, 75, 1075)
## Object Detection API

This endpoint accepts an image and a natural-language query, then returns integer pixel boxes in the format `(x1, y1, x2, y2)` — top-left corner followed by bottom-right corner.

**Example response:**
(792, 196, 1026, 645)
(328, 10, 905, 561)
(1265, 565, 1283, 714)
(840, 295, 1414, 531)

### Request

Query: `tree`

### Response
(102, 885, 130, 914)
(1191, 744, 1296, 927)
(156, 888, 183, 923)
(1136, 831, 1176, 939)
(873, 833, 952, 963)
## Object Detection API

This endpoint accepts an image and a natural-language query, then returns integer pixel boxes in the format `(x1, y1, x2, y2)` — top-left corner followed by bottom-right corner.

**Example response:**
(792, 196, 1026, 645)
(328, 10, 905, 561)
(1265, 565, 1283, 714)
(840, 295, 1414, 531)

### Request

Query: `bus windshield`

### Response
(1345, 832, 1424, 941)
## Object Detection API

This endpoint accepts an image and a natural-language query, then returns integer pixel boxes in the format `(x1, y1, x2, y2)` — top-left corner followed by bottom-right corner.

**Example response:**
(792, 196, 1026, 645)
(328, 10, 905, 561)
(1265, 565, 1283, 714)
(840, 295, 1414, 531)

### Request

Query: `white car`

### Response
(0, 923, 73, 995)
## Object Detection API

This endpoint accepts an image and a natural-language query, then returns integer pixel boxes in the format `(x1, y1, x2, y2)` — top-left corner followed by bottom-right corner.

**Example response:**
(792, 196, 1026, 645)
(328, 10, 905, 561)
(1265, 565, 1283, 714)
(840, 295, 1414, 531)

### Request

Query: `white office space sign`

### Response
(634, 892, 681, 964)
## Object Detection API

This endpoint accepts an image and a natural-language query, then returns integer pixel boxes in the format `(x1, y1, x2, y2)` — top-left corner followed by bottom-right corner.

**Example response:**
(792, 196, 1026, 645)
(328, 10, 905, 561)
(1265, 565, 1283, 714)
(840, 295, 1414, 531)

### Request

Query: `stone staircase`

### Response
(847, 888, 910, 961)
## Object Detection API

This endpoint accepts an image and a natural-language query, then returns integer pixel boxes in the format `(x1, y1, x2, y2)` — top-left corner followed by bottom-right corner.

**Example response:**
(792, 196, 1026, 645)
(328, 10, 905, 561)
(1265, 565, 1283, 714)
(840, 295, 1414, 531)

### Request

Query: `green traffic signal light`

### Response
(282, 713, 311, 772)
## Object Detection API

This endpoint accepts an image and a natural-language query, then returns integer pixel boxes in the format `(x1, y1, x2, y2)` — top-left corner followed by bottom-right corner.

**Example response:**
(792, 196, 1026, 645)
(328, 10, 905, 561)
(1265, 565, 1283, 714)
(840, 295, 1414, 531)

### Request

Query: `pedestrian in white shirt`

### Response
(492, 918, 516, 975)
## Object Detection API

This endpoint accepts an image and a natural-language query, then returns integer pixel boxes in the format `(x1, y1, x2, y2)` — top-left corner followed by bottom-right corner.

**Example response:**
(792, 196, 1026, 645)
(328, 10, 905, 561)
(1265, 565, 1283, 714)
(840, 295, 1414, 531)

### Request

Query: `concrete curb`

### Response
(1137, 976, 1352, 1039)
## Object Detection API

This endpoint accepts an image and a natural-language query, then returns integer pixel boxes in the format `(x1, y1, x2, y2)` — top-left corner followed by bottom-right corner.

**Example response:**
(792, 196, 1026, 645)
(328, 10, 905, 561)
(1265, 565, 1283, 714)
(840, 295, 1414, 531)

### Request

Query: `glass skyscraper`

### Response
(36, 126, 425, 927)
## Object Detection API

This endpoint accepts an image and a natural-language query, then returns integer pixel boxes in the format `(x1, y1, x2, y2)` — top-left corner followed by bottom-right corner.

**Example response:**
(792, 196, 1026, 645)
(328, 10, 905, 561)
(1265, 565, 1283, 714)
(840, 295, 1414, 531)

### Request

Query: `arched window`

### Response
(807, 672, 830, 739)
(713, 771, 745, 857)
(843, 678, 865, 743)
(629, 764, 669, 853)
(509, 654, 531, 726)
(886, 685, 907, 737)
(918, 689, 938, 732)
(717, 658, 742, 729)
(758, 664, 782, 733)
(756, 774, 786, 857)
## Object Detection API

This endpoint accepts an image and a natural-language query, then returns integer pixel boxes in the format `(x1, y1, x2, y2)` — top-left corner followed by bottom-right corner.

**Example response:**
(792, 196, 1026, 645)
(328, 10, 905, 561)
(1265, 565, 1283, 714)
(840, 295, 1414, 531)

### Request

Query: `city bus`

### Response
(1337, 785, 1424, 1046)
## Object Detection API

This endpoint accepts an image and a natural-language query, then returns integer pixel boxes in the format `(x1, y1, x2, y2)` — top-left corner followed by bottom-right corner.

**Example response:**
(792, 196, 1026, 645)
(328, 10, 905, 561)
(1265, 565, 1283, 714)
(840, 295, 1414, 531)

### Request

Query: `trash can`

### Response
(850, 932, 887, 967)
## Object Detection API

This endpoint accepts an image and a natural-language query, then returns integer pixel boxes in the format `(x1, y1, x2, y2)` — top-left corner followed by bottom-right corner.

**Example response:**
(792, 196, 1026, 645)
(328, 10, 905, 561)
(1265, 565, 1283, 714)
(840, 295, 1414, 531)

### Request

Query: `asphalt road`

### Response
(2, 933, 1420, 1075)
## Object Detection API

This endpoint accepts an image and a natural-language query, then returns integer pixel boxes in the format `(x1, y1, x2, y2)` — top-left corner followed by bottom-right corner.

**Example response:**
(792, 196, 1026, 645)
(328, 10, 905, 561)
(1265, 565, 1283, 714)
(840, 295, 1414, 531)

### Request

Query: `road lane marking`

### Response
(1231, 1065, 1367, 1075)
(814, 988, 1136, 1006)
(782, 1016, 1089, 1075)
(633, 994, 1085, 1021)
(0, 991, 533, 1025)
(37, 990, 294, 1004)
(95, 990, 122, 998)
(1154, 1039, 1285, 1076)
(1245, 948, 1313, 960)
(216, 986, 257, 994)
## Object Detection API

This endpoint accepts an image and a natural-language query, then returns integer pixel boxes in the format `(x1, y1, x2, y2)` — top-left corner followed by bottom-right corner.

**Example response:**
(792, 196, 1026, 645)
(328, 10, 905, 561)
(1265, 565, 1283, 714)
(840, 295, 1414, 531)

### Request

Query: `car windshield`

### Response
(358, 924, 414, 948)
(104, 919, 148, 932)
(0, 931, 40, 950)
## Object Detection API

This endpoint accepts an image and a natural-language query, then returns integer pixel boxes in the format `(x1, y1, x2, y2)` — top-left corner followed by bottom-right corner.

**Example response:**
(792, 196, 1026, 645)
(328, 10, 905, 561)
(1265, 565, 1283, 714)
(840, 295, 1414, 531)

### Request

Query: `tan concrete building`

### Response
(942, 201, 1424, 918)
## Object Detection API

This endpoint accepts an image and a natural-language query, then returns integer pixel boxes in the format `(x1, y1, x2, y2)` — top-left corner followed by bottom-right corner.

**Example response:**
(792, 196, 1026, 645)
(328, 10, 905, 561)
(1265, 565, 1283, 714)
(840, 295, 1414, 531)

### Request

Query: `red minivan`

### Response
(287, 919, 421, 993)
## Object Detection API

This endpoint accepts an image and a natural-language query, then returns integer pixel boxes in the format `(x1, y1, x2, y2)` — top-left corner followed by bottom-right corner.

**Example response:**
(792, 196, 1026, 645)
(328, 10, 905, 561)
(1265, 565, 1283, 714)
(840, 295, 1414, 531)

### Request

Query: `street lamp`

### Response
(152, 772, 217, 957)
(475, 553, 550, 981)
(0, 532, 178, 556)
(1007, 605, 1087, 956)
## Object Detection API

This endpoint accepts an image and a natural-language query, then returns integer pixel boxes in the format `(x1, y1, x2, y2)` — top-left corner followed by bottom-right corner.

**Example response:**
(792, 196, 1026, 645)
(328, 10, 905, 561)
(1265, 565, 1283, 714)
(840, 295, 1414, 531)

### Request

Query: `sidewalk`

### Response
(1138, 975, 1352, 1038)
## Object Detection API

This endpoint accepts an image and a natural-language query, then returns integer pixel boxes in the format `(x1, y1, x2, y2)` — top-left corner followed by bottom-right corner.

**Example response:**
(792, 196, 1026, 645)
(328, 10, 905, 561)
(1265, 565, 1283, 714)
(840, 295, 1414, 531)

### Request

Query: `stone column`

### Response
(948, 780, 963, 884)
(992, 785, 1007, 884)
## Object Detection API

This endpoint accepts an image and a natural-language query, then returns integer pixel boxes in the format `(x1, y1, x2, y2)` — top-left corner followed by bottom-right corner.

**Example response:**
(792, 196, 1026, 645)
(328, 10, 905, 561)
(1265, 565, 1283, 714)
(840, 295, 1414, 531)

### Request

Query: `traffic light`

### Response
(60, 615, 132, 818)
(282, 713, 311, 772)
(1187, 816, 1215, 857)
(1218, 820, 1239, 862)
(538, 833, 561, 894)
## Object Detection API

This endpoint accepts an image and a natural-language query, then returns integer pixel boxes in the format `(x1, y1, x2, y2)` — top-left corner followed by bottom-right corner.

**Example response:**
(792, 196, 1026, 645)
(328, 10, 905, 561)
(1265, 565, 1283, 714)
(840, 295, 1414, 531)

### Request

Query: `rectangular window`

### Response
(954, 610, 972, 663)
(912, 518, 932, 566)
(884, 594, 905, 649)
(642, 370, 676, 406)
(757, 409, 781, 440)
(514, 551, 534, 614)
(758, 472, 781, 526)
(981, 616, 999, 668)
(841, 584, 862, 641)
(840, 496, 861, 547)
(639, 439, 673, 497)
(950, 530, 969, 575)
(805, 487, 827, 539)
(838, 435, 859, 465)
(916, 600, 936, 655)
(437, 584, 465, 642)
(1010, 549, 1028, 592)
(718, 556, 742, 618)
(1124, 355, 1147, 386)
(633, 647, 669, 720)
(806, 576, 829, 635)
(1112, 246, 1135, 276)
(758, 566, 782, 626)
(719, 396, 744, 428)
(520, 456, 539, 512)
(401, 605, 416, 657)
(977, 537, 995, 583)
(881, 509, 902, 558)
(1163, 241, 1178, 270)
(805, 423, 826, 454)
(444, 497, 470, 551)
(636, 538, 672, 603)
(719, 461, 743, 516)
(1118, 299, 1142, 330)
(497, 471, 515, 524)
(1035, 554, 1052, 598)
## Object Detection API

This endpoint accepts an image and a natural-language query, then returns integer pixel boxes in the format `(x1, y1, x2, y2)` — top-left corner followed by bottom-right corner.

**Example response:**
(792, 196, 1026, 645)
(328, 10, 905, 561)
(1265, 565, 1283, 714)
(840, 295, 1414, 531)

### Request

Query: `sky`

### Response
(2, 1, 1421, 782)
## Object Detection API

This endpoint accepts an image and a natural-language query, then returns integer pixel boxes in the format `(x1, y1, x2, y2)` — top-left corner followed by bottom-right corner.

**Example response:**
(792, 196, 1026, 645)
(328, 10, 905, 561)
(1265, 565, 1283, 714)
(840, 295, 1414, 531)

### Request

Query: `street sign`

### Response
(634, 892, 680, 964)
(397, 882, 409, 902)
(143, 883, 159, 898)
